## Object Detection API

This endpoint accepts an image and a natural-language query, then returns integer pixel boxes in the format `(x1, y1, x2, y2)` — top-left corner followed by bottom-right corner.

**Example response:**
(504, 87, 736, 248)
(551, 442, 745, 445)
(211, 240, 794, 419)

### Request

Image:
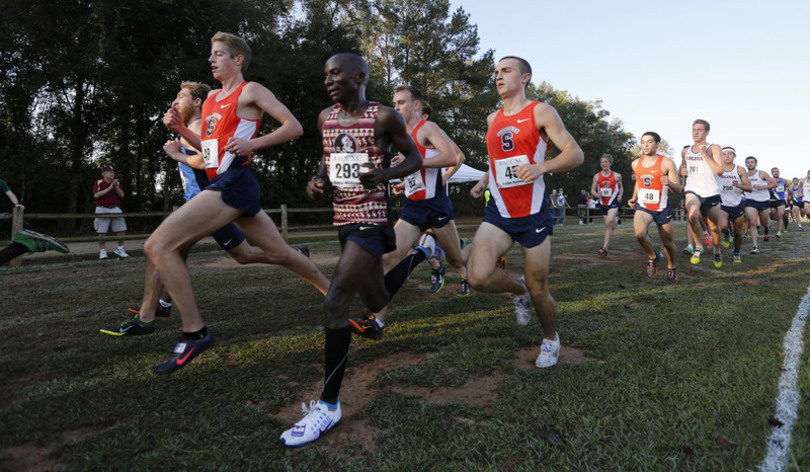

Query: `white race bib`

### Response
(776, 183, 785, 193)
(687, 163, 703, 176)
(494, 155, 531, 189)
(329, 153, 369, 188)
(639, 189, 660, 205)
(404, 171, 426, 195)
(600, 187, 612, 198)
(201, 139, 219, 169)
(722, 184, 735, 193)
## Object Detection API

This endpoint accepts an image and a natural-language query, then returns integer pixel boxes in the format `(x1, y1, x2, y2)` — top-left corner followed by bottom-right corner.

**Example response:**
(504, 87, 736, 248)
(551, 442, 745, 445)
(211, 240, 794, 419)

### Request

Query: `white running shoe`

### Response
(114, 247, 129, 258)
(535, 334, 560, 368)
(514, 276, 532, 326)
(99, 249, 108, 260)
(279, 399, 342, 447)
(416, 232, 436, 259)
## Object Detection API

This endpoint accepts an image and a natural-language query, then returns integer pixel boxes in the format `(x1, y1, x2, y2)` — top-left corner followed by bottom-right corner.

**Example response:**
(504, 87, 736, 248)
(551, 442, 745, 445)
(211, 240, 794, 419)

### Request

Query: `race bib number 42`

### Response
(494, 155, 531, 189)
(330, 153, 369, 188)
(201, 139, 219, 169)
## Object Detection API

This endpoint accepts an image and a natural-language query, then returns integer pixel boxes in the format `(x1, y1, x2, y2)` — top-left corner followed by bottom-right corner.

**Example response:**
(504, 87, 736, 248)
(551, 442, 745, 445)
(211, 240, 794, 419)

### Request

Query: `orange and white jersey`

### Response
(596, 171, 619, 206)
(634, 155, 669, 212)
(485, 101, 548, 218)
(201, 82, 261, 180)
(404, 120, 443, 200)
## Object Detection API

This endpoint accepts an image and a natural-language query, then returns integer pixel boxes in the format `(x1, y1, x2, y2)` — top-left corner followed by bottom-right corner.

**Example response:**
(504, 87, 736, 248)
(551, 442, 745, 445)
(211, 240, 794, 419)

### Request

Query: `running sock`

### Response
(321, 326, 352, 404)
(159, 299, 173, 309)
(383, 250, 428, 299)
(0, 242, 29, 265)
(182, 326, 208, 340)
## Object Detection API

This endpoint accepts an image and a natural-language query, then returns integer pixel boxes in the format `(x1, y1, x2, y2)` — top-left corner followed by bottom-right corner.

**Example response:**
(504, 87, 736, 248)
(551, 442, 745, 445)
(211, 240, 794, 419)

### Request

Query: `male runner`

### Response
(151, 32, 328, 374)
(680, 119, 724, 267)
(789, 177, 804, 230)
(349, 85, 467, 338)
(627, 132, 682, 283)
(717, 147, 752, 264)
(591, 153, 623, 257)
(467, 56, 584, 368)
(278, 53, 423, 447)
(101, 81, 328, 336)
(769, 167, 788, 238)
(803, 170, 810, 219)
(743, 156, 776, 254)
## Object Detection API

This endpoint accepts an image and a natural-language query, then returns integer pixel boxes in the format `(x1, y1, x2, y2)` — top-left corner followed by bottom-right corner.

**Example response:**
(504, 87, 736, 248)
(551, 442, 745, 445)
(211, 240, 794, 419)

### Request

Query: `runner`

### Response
(467, 56, 584, 368)
(150, 32, 329, 374)
(769, 167, 788, 238)
(679, 119, 724, 267)
(278, 53, 423, 447)
(788, 177, 803, 230)
(717, 147, 752, 264)
(627, 132, 682, 283)
(591, 153, 623, 257)
(743, 156, 776, 254)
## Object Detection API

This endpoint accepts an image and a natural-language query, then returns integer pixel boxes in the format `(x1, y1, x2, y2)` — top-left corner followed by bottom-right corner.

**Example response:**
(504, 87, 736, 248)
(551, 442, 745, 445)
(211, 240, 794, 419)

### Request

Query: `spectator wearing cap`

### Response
(93, 166, 128, 259)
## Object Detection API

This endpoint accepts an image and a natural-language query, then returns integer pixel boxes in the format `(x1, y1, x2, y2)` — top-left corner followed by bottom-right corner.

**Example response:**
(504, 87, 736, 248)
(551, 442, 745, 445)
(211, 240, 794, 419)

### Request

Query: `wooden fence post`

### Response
(10, 207, 23, 267)
(281, 204, 288, 242)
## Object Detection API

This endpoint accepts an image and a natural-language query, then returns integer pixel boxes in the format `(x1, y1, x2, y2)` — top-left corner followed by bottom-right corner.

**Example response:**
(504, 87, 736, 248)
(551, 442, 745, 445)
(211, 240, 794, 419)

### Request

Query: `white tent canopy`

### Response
(390, 164, 486, 184)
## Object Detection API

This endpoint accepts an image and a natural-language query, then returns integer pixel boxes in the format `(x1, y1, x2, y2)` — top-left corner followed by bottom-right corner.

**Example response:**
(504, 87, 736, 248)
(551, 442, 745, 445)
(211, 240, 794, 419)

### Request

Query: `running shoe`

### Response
(682, 245, 694, 255)
(690, 248, 702, 265)
(127, 303, 171, 318)
(597, 247, 608, 258)
(713, 251, 722, 269)
(297, 246, 310, 258)
(153, 330, 215, 375)
(776, 231, 782, 239)
(733, 251, 741, 263)
(514, 277, 532, 327)
(279, 399, 342, 447)
(535, 334, 560, 368)
(704, 233, 713, 249)
(722, 236, 730, 249)
(12, 229, 70, 253)
(750, 247, 759, 254)
(798, 224, 804, 231)
(416, 232, 436, 258)
(764, 234, 769, 242)
(114, 247, 129, 258)
(99, 313, 155, 336)
(99, 249, 108, 260)
(348, 315, 383, 341)
(429, 262, 446, 294)
(459, 237, 471, 249)
(457, 279, 471, 297)
(646, 253, 659, 278)
(666, 268, 678, 285)
(496, 256, 507, 270)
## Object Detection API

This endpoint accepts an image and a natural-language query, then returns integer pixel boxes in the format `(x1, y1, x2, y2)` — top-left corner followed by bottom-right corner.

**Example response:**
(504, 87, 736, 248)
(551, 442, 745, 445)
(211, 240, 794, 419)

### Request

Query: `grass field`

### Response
(1, 220, 809, 471)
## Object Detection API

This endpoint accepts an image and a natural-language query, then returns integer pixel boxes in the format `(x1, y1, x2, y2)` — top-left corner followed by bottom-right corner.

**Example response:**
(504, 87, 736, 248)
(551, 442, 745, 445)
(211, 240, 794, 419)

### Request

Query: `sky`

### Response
(452, 0, 810, 179)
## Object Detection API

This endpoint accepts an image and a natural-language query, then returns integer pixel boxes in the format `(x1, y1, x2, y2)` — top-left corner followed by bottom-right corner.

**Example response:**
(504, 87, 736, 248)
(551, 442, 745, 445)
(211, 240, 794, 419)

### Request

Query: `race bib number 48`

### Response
(494, 155, 531, 189)
(639, 188, 660, 205)
(329, 153, 369, 188)
(201, 139, 219, 169)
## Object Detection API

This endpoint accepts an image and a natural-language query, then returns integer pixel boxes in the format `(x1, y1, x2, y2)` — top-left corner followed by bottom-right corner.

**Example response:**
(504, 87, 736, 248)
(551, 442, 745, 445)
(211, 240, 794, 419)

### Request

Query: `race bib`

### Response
(329, 153, 369, 188)
(201, 139, 219, 169)
(722, 184, 735, 193)
(776, 183, 785, 193)
(639, 189, 660, 205)
(494, 155, 531, 189)
(600, 187, 612, 197)
(404, 171, 426, 195)
(687, 163, 703, 176)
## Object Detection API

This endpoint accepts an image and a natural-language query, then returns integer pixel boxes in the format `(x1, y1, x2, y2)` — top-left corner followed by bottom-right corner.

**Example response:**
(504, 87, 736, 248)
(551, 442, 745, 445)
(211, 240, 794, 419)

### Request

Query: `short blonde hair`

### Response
(211, 32, 252, 72)
(600, 153, 614, 164)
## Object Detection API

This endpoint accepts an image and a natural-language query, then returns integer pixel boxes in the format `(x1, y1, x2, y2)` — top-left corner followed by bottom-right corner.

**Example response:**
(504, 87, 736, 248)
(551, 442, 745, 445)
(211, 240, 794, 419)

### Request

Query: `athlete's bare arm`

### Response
(365, 106, 422, 187)
(702, 143, 724, 176)
(417, 121, 459, 169)
(163, 120, 205, 169)
(590, 173, 600, 198)
(514, 102, 583, 182)
(627, 159, 639, 209)
(735, 166, 753, 192)
(662, 157, 683, 193)
(615, 172, 623, 202)
(756, 171, 777, 190)
(225, 82, 303, 156)
(441, 139, 466, 185)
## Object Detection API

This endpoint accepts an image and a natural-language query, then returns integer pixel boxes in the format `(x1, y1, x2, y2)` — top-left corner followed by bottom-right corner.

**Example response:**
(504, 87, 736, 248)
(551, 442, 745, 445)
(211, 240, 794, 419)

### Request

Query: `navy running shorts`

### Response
(206, 165, 262, 217)
(635, 206, 674, 226)
(339, 223, 397, 259)
(399, 195, 456, 231)
(482, 200, 553, 249)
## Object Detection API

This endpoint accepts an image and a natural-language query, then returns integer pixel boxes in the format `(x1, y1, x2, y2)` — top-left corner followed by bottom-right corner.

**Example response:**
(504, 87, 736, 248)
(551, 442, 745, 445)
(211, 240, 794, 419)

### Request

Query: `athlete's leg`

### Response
(432, 220, 466, 279)
(684, 193, 704, 250)
(602, 207, 619, 251)
(745, 206, 760, 249)
(633, 210, 655, 260)
(732, 215, 745, 252)
(382, 219, 423, 273)
(521, 238, 556, 340)
(467, 222, 523, 294)
(704, 205, 723, 247)
(138, 244, 192, 323)
(657, 221, 677, 269)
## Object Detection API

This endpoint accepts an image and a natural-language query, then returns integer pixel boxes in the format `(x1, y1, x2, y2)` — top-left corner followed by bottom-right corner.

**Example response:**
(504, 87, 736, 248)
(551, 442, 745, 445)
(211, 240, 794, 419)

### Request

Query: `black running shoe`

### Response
(348, 315, 384, 341)
(666, 268, 678, 285)
(100, 313, 155, 336)
(297, 247, 310, 258)
(457, 279, 471, 297)
(128, 304, 171, 318)
(646, 253, 659, 278)
(496, 256, 507, 270)
(429, 262, 446, 294)
(154, 330, 215, 375)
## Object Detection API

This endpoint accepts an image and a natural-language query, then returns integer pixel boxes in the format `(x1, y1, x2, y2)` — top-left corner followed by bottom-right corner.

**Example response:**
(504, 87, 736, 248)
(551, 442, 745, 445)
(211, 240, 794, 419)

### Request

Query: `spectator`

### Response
(576, 189, 588, 224)
(556, 188, 569, 225)
(549, 189, 560, 224)
(93, 166, 128, 259)
(588, 195, 598, 223)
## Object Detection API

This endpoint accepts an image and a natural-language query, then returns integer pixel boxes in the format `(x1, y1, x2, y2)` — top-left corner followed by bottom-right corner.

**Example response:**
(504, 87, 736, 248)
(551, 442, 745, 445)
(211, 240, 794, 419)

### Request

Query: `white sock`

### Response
(159, 299, 173, 308)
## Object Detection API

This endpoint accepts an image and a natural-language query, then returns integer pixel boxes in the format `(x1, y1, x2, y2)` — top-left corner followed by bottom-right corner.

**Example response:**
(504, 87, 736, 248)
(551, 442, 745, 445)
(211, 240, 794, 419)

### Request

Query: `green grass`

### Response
(1, 221, 809, 471)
